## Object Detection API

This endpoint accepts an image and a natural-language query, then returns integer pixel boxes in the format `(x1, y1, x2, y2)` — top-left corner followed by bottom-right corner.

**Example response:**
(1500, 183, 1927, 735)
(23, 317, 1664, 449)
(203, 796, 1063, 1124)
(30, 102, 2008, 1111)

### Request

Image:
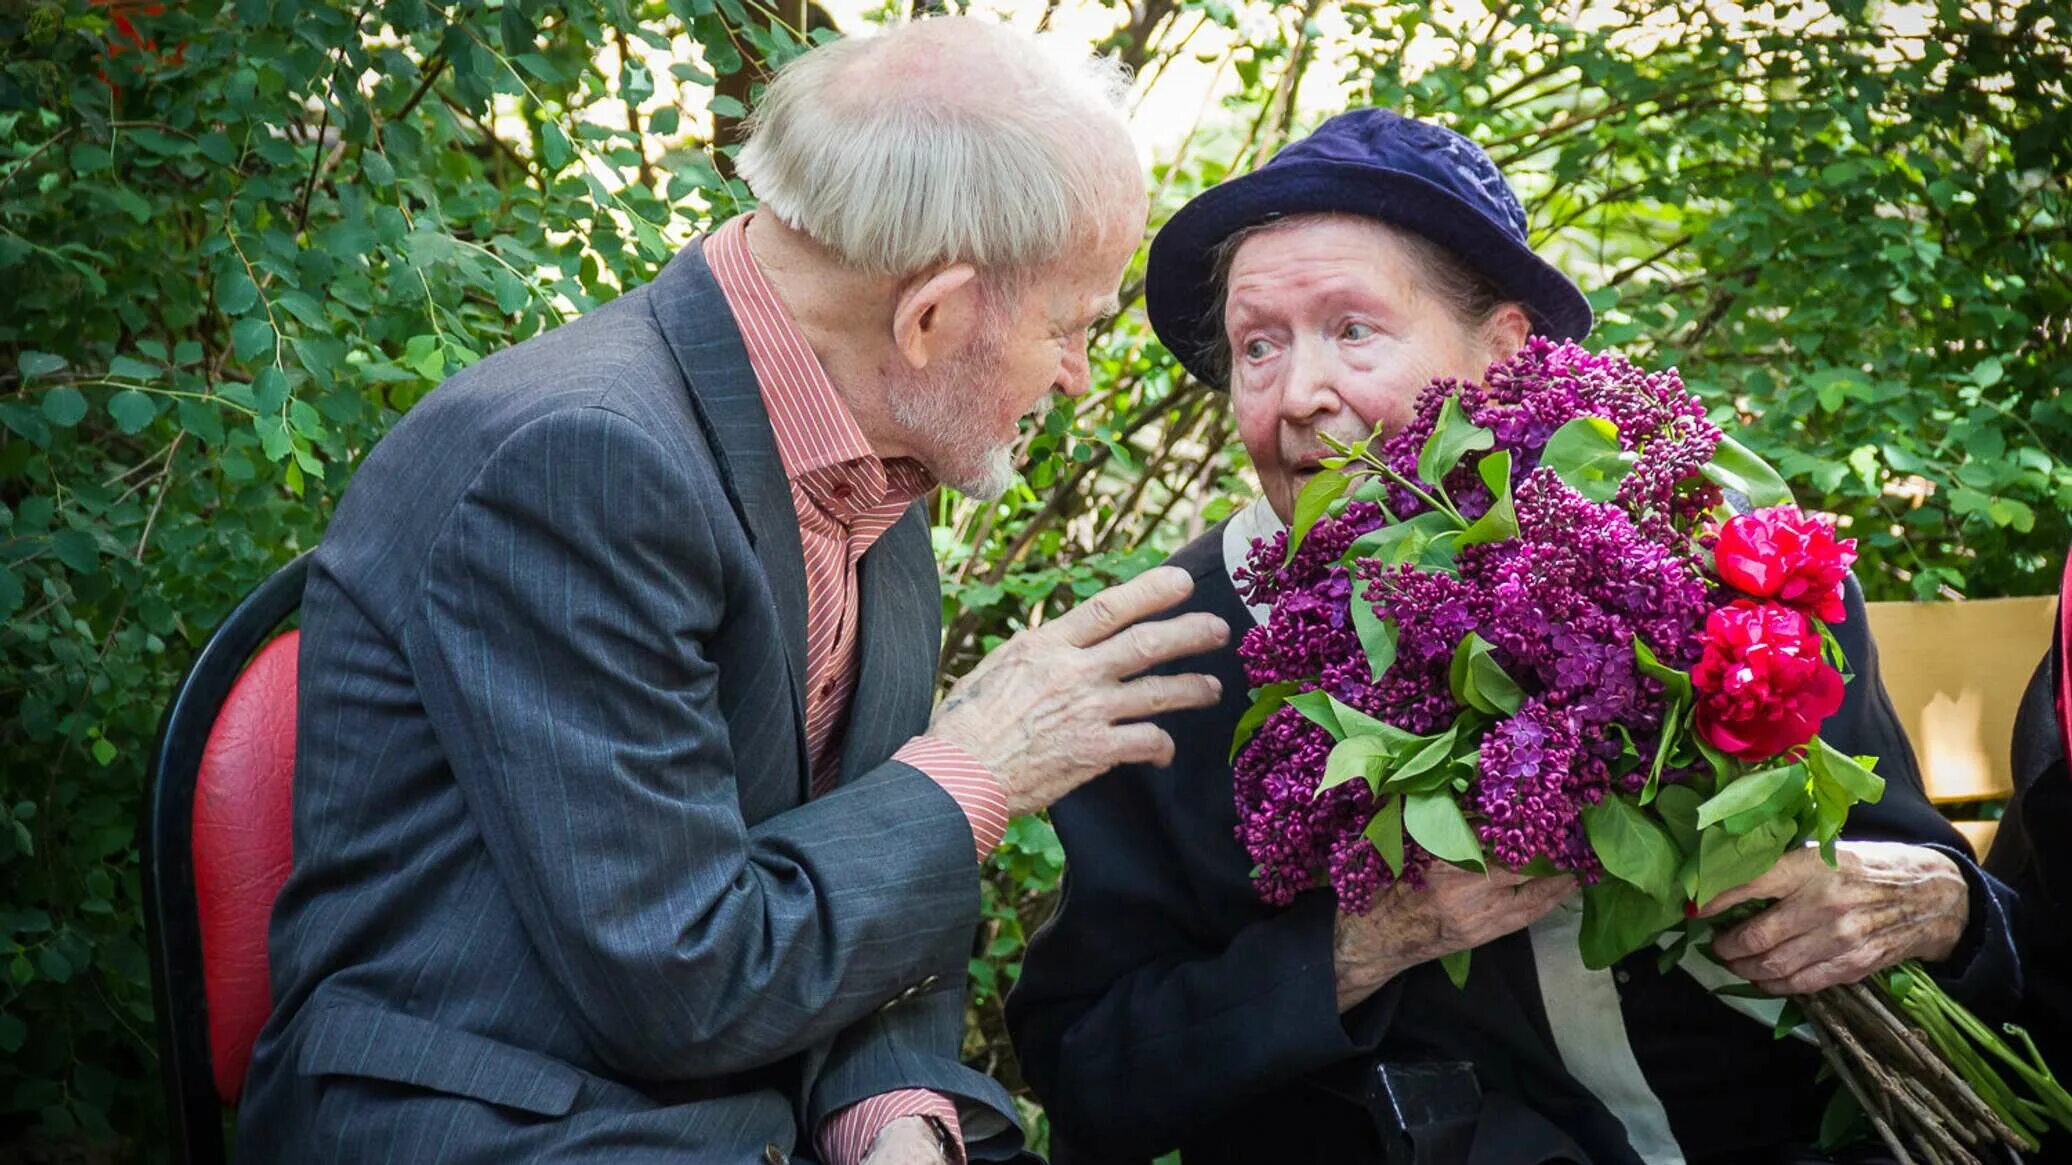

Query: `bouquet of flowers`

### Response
(1229, 337, 2070, 1161)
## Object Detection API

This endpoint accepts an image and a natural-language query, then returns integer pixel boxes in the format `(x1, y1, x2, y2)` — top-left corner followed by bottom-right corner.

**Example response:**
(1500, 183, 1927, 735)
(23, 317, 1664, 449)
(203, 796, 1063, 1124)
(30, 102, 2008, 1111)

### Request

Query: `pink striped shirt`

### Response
(704, 214, 1007, 1165)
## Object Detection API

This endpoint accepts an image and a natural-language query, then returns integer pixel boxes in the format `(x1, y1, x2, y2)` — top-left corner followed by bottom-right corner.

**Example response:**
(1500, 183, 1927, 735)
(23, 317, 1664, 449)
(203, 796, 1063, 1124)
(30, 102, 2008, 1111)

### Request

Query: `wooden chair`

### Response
(1863, 593, 2060, 856)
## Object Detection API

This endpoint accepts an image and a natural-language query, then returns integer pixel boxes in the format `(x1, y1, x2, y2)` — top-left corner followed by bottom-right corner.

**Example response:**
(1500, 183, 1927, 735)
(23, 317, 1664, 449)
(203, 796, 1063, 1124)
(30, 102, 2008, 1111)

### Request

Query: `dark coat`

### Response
(1008, 522, 2019, 1165)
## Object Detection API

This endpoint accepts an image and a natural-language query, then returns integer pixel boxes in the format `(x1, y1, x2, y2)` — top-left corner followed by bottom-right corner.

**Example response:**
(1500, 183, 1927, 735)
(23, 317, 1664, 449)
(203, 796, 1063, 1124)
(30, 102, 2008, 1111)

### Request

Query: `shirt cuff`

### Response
(892, 736, 1010, 862)
(818, 1088, 965, 1165)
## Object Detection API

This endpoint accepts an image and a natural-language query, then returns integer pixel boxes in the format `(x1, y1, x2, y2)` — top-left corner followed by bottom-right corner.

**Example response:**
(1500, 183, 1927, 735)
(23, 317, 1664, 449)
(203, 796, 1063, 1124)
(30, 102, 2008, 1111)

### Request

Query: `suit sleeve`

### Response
(409, 404, 982, 1080)
(810, 985, 1033, 1164)
(1825, 574, 2022, 1017)
(1006, 746, 1399, 1160)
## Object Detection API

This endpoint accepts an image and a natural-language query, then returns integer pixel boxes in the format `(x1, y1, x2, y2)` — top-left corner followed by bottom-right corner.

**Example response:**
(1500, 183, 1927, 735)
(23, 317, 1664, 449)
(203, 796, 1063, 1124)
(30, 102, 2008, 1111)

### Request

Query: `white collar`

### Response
(1220, 498, 1285, 628)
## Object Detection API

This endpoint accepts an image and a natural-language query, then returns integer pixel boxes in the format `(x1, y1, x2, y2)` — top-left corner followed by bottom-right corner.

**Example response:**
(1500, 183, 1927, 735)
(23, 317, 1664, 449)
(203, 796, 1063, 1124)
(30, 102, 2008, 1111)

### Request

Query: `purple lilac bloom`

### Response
(1230, 341, 1721, 911)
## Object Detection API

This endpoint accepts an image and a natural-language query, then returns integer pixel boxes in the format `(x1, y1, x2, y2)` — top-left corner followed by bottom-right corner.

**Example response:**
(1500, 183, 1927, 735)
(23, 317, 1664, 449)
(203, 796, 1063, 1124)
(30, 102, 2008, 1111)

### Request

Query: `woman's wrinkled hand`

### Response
(1700, 841, 1970, 996)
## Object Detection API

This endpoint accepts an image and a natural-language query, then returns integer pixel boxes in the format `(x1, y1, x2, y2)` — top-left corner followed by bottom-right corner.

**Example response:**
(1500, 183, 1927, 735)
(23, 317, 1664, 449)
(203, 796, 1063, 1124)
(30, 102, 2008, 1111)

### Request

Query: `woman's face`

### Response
(1223, 215, 1525, 524)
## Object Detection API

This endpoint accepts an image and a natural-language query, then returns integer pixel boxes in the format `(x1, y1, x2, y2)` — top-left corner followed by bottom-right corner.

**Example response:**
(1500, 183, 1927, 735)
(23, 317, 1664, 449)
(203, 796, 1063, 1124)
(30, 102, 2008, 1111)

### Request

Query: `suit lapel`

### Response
(647, 240, 812, 799)
(836, 505, 940, 785)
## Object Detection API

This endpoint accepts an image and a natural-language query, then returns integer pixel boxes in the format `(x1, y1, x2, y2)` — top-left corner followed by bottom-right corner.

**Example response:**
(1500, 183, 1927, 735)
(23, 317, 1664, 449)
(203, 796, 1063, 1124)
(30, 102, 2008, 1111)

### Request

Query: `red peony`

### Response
(1713, 506, 1858, 624)
(1691, 600, 1846, 762)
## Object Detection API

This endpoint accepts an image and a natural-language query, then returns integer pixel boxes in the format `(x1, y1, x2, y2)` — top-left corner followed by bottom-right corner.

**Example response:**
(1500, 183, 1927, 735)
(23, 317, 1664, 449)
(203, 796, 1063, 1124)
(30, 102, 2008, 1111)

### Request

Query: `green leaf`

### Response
(1384, 723, 1461, 791)
(1403, 790, 1483, 869)
(0, 564, 22, 623)
(40, 387, 87, 428)
(1350, 602, 1397, 683)
(1583, 794, 1683, 904)
(493, 268, 530, 315)
(107, 355, 158, 381)
(669, 60, 715, 85)
(710, 94, 748, 118)
(1345, 510, 1459, 567)
(1540, 415, 1632, 501)
(541, 122, 573, 170)
(251, 367, 291, 412)
(231, 318, 276, 363)
(1417, 395, 1494, 486)
(1653, 784, 1703, 854)
(19, 351, 68, 378)
(1283, 467, 1351, 565)
(48, 528, 97, 572)
(107, 391, 156, 435)
(1633, 637, 1693, 704)
(1702, 434, 1794, 509)
(1579, 876, 1683, 969)
(176, 399, 227, 447)
(1694, 816, 1796, 906)
(0, 1013, 23, 1054)
(1325, 694, 1416, 746)
(1815, 1082, 1866, 1151)
(1322, 735, 1391, 791)
(362, 149, 396, 188)
(255, 415, 294, 462)
(1449, 632, 1524, 716)
(1286, 690, 1344, 740)
(1459, 450, 1518, 546)
(215, 270, 259, 315)
(1439, 948, 1472, 989)
(1807, 738, 1886, 804)
(1696, 763, 1805, 830)
(1365, 794, 1406, 876)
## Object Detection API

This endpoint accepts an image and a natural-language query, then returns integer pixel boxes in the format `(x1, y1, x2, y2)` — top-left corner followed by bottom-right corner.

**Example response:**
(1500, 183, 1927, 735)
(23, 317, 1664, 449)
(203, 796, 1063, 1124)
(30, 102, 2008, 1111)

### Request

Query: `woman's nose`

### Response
(1281, 337, 1341, 421)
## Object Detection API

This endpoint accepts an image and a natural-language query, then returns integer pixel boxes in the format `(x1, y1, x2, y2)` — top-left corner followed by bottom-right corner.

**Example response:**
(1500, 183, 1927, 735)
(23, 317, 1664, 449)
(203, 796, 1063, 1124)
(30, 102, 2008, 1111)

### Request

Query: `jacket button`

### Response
(763, 1145, 786, 1165)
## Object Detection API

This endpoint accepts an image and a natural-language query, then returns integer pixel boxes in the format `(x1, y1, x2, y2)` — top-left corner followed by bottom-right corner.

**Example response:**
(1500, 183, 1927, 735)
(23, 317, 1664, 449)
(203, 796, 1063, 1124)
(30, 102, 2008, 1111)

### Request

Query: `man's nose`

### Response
(1055, 341, 1091, 398)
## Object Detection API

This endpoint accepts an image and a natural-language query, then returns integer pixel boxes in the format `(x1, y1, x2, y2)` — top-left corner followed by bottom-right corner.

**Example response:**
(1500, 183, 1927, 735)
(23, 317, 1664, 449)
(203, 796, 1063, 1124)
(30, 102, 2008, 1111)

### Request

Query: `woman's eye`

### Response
(1342, 321, 1375, 341)
(1243, 338, 1274, 360)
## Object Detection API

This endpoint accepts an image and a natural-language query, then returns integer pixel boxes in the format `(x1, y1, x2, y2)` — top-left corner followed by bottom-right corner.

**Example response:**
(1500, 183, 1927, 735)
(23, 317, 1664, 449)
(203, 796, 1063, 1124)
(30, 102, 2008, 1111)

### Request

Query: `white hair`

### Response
(734, 15, 1138, 279)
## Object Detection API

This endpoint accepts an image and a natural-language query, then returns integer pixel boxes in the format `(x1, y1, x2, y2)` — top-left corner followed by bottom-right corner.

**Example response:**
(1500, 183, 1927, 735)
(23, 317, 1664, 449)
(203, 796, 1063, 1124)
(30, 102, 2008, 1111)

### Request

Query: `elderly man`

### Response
(234, 17, 1232, 1165)
(1007, 109, 2020, 1165)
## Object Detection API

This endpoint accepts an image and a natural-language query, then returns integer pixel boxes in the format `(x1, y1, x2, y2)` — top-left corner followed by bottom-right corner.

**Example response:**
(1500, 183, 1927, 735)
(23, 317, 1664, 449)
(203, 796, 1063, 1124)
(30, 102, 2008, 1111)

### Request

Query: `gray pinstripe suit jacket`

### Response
(233, 241, 1028, 1164)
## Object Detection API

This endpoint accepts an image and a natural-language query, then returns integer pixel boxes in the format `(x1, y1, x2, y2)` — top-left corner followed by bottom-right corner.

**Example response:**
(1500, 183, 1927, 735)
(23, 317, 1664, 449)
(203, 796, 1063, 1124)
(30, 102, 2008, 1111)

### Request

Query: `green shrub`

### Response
(1, 0, 2064, 1156)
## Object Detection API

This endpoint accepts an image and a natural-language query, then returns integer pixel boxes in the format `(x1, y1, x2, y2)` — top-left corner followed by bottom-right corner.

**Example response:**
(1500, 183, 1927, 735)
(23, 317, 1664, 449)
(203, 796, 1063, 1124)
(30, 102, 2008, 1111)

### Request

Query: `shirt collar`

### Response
(702, 213, 936, 511)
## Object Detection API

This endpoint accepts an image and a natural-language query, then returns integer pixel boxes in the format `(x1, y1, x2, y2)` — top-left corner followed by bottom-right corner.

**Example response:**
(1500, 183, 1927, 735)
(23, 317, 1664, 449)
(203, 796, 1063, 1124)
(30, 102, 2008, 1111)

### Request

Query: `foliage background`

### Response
(0, 0, 2065, 1156)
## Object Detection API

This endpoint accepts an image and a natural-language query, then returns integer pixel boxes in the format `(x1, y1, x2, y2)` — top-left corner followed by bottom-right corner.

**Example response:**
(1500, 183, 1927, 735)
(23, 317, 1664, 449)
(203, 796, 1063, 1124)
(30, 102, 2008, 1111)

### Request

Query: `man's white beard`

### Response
(887, 332, 1020, 501)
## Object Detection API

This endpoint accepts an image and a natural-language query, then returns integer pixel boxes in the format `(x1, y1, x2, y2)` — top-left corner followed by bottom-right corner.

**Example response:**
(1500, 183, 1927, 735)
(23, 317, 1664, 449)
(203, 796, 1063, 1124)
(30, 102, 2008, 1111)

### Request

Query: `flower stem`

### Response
(1357, 453, 1466, 526)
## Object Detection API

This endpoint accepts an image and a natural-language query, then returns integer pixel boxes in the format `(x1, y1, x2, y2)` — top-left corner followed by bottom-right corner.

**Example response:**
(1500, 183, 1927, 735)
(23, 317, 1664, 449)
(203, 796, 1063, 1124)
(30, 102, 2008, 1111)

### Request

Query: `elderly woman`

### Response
(1006, 109, 2019, 1165)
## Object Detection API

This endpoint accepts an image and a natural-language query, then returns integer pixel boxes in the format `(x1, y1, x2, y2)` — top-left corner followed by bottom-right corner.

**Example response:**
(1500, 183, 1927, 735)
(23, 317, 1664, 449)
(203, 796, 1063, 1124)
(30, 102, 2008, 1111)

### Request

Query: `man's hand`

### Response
(928, 566, 1230, 817)
(1332, 864, 1577, 1010)
(859, 1116, 949, 1165)
(1700, 841, 1970, 996)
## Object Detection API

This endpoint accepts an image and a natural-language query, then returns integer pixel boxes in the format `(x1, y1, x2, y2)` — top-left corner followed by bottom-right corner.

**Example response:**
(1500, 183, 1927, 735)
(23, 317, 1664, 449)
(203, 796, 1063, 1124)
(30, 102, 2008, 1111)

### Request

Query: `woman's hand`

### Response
(1332, 864, 1577, 1010)
(1701, 841, 1970, 995)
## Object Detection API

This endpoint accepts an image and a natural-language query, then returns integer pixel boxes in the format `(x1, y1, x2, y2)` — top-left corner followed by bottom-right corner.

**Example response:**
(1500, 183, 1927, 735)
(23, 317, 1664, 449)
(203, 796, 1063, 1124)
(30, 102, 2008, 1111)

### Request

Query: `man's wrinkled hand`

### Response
(1332, 863, 1576, 1010)
(1700, 841, 1969, 996)
(928, 565, 1230, 817)
(859, 1116, 949, 1165)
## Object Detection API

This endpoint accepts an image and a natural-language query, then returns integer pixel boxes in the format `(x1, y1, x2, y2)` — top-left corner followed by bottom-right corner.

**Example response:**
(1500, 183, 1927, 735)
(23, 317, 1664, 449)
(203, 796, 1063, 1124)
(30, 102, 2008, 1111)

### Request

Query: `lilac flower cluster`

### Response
(1231, 341, 1721, 911)
(1374, 338, 1725, 542)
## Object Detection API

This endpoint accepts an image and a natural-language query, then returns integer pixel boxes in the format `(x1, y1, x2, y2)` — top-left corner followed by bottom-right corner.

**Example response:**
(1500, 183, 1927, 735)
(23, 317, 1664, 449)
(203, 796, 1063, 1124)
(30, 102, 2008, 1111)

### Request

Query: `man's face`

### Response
(1223, 215, 1505, 524)
(894, 202, 1142, 499)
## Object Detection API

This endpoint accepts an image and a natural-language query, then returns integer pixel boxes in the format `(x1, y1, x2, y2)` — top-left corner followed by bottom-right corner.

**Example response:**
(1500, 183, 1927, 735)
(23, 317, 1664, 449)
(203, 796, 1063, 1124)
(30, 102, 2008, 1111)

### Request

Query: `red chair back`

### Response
(143, 551, 308, 1165)
(191, 630, 298, 1100)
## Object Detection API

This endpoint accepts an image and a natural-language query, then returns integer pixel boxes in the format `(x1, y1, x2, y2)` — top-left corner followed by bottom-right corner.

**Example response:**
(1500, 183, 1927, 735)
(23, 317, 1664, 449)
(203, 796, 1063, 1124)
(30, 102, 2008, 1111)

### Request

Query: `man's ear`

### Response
(892, 262, 982, 371)
(1482, 302, 1532, 363)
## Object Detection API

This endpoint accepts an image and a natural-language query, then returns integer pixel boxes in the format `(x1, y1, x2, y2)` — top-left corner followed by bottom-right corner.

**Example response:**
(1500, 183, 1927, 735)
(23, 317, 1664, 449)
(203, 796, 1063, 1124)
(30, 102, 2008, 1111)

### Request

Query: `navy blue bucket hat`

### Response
(1146, 109, 1594, 387)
